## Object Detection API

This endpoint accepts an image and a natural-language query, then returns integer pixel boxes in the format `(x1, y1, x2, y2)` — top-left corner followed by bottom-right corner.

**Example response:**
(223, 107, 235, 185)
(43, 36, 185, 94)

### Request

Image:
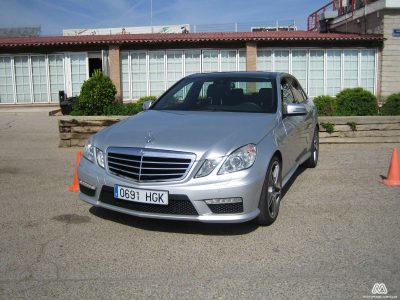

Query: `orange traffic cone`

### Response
(69, 151, 82, 192)
(381, 148, 400, 187)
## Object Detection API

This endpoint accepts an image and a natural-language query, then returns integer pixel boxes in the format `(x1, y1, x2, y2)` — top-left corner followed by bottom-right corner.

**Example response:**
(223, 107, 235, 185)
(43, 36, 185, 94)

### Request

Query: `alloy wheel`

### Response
(267, 161, 281, 218)
(313, 131, 319, 162)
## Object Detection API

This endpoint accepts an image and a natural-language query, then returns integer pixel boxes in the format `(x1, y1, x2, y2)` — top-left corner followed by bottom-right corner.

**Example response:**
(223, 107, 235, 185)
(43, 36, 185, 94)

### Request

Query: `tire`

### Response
(304, 128, 319, 168)
(255, 156, 282, 226)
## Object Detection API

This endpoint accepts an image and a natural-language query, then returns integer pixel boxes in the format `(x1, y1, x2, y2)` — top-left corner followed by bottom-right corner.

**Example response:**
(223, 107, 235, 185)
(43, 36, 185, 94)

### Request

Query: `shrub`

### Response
(103, 96, 157, 116)
(69, 100, 84, 116)
(313, 95, 337, 116)
(131, 96, 157, 113)
(71, 70, 116, 116)
(381, 93, 400, 116)
(103, 102, 127, 116)
(335, 88, 378, 116)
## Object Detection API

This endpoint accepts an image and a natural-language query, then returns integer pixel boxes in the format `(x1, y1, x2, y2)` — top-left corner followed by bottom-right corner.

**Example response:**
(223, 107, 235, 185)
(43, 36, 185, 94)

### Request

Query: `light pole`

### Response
(150, 0, 153, 33)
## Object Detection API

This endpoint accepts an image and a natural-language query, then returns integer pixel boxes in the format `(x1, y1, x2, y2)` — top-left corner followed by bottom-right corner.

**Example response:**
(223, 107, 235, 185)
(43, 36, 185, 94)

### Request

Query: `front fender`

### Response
(256, 129, 280, 178)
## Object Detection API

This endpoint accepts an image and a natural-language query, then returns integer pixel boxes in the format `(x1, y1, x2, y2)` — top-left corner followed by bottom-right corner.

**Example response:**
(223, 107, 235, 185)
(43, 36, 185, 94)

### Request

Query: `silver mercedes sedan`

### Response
(77, 72, 319, 226)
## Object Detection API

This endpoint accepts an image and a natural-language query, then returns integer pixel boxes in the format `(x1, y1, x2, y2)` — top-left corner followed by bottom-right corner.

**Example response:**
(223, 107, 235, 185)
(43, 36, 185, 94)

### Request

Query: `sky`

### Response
(0, 0, 329, 35)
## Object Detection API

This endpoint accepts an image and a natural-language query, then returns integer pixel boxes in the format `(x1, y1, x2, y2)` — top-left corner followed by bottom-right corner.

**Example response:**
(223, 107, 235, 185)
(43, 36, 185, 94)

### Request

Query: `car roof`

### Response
(186, 71, 285, 79)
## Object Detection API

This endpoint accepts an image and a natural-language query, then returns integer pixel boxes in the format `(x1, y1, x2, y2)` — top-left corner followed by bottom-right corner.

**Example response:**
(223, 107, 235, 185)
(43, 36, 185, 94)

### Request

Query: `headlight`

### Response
(195, 158, 222, 178)
(96, 148, 105, 168)
(83, 138, 105, 169)
(218, 144, 257, 174)
(83, 139, 95, 163)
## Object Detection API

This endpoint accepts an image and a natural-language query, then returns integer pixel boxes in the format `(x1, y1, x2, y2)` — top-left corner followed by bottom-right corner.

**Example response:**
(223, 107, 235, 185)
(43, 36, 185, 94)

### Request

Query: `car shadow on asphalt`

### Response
(89, 206, 258, 235)
(281, 165, 307, 199)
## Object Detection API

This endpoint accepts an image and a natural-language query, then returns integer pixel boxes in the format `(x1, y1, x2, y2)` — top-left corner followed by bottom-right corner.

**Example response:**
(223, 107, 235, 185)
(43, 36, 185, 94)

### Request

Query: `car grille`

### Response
(99, 186, 198, 216)
(107, 147, 195, 182)
(207, 203, 244, 214)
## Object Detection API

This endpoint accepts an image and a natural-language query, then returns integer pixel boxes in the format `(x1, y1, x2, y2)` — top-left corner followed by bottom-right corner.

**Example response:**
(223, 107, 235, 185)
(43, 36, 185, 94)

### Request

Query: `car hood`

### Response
(95, 110, 277, 160)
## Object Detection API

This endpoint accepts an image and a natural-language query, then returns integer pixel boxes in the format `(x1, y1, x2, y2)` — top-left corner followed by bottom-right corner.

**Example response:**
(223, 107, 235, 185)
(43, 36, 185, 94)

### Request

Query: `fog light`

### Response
(204, 197, 242, 205)
(79, 180, 96, 191)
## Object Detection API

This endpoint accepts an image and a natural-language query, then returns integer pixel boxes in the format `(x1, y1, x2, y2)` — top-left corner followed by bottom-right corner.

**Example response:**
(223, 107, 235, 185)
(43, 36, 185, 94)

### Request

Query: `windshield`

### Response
(151, 76, 277, 113)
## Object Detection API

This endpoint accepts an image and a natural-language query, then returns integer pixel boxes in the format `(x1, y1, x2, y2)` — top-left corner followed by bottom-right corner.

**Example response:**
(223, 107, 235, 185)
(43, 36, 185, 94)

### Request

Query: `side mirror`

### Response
(284, 103, 307, 116)
(142, 100, 154, 110)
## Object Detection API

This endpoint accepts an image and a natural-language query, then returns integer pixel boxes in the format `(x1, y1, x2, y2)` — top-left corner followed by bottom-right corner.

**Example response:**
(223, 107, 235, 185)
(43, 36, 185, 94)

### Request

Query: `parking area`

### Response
(0, 111, 399, 299)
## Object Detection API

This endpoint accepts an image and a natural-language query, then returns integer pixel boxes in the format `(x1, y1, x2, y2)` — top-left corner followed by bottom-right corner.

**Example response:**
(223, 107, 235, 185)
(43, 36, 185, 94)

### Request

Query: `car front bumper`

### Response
(77, 157, 265, 223)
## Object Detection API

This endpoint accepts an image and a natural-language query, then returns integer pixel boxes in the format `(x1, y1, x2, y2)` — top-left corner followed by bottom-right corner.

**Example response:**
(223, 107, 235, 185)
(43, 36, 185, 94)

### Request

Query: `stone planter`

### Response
(58, 115, 400, 147)
(58, 116, 127, 147)
(318, 116, 400, 143)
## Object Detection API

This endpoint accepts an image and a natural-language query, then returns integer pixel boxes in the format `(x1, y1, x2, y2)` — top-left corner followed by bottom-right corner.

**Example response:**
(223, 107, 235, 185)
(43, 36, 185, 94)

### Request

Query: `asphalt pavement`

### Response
(0, 111, 399, 299)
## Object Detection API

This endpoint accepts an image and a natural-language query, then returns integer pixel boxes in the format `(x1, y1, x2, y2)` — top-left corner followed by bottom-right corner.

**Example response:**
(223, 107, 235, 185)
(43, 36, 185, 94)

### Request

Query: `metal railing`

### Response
(307, 0, 380, 31)
(60, 20, 297, 37)
(188, 20, 296, 33)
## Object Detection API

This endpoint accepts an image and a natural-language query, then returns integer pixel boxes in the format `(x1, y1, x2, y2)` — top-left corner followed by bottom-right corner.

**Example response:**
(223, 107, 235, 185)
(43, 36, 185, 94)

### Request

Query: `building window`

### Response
(0, 53, 88, 104)
(291, 50, 307, 90)
(202, 50, 222, 96)
(343, 50, 358, 88)
(14, 56, 31, 103)
(131, 51, 147, 99)
(257, 47, 376, 97)
(237, 50, 247, 90)
(238, 50, 246, 71)
(70, 53, 87, 97)
(148, 51, 165, 97)
(309, 50, 324, 96)
(31, 56, 48, 103)
(120, 49, 246, 100)
(274, 50, 290, 73)
(360, 50, 375, 93)
(0, 48, 379, 105)
(184, 50, 201, 76)
(256, 49, 272, 71)
(220, 50, 237, 72)
(202, 50, 219, 73)
(121, 52, 130, 100)
(0, 57, 14, 103)
(48, 55, 64, 102)
(326, 50, 342, 96)
(166, 51, 183, 89)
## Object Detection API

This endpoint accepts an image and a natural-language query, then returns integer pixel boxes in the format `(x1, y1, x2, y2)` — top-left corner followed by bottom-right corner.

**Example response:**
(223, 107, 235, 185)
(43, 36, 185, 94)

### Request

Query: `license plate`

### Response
(114, 185, 169, 205)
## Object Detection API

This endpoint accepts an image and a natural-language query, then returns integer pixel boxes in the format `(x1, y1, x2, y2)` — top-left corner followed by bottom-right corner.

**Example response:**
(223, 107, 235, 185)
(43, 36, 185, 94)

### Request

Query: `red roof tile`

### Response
(0, 31, 383, 47)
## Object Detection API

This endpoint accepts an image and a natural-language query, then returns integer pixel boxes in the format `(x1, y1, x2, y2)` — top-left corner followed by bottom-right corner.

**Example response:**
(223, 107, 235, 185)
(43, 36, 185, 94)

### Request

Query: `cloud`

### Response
(34, 0, 97, 21)
(100, 0, 148, 27)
